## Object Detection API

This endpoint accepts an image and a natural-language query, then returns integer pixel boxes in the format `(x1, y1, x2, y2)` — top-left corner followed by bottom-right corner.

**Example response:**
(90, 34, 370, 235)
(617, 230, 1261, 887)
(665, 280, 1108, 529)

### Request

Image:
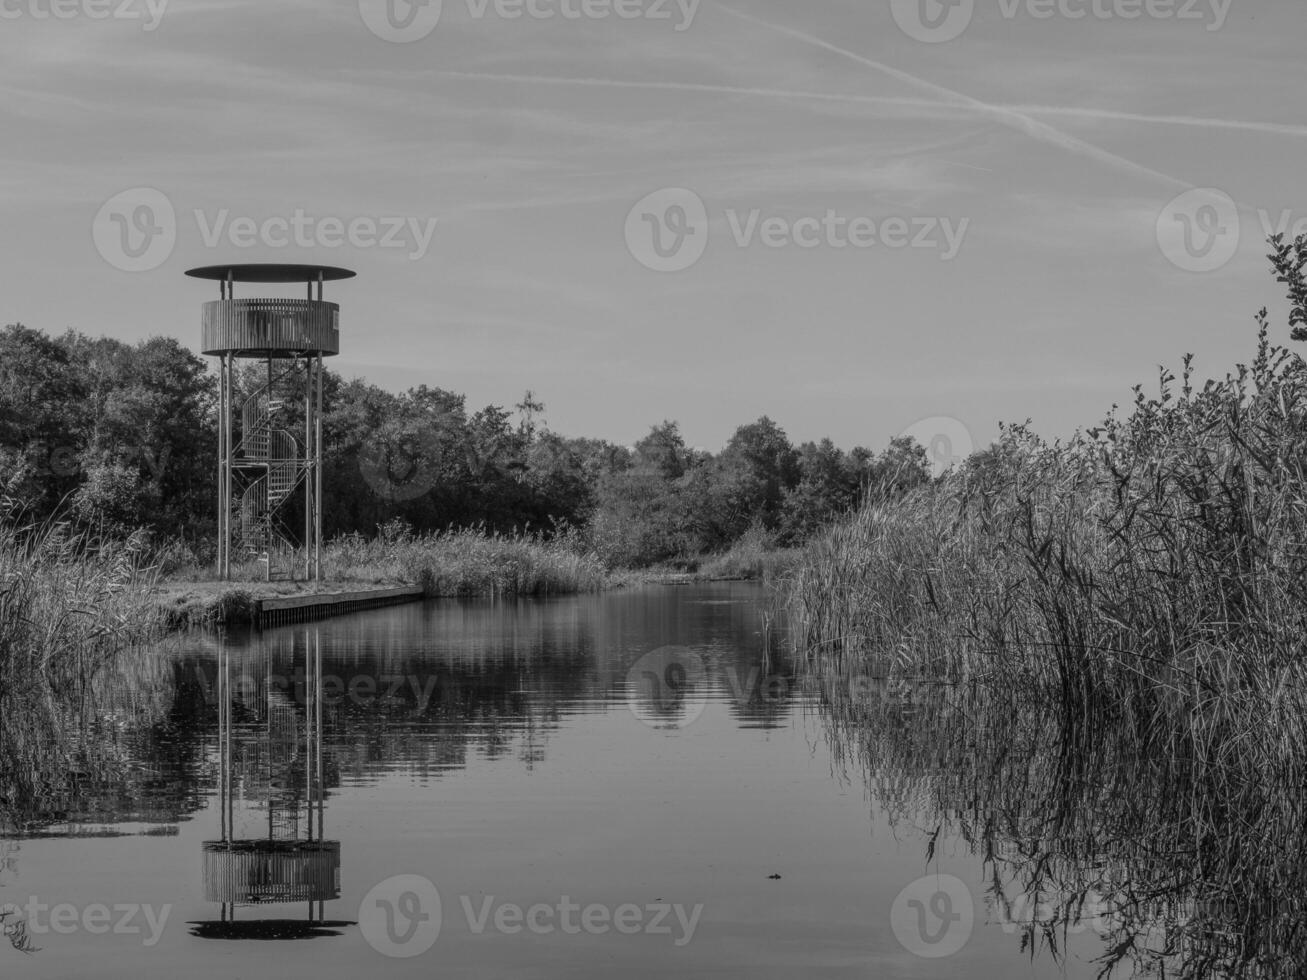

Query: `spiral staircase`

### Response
(234, 366, 306, 581)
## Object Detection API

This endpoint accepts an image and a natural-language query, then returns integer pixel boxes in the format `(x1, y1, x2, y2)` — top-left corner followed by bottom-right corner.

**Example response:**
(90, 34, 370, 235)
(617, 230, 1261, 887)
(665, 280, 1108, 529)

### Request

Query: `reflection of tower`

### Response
(197, 631, 343, 938)
(187, 263, 355, 582)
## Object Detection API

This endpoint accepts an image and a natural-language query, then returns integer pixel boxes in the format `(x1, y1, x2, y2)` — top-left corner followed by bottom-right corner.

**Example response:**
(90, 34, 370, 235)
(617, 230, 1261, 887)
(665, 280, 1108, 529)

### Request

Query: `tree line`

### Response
(0, 322, 931, 567)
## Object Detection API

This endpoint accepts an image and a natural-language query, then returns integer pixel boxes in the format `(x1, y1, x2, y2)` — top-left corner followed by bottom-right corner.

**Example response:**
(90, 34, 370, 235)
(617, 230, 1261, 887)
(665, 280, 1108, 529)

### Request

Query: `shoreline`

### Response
(150, 566, 777, 631)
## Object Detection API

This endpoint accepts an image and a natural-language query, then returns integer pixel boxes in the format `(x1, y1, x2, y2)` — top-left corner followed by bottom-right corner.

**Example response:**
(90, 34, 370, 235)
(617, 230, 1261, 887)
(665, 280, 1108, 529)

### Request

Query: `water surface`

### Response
(0, 583, 1176, 977)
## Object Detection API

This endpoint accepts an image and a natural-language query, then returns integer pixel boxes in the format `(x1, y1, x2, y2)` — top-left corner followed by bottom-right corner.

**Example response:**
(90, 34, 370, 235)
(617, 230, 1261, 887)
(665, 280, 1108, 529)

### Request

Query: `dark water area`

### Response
(0, 583, 1294, 978)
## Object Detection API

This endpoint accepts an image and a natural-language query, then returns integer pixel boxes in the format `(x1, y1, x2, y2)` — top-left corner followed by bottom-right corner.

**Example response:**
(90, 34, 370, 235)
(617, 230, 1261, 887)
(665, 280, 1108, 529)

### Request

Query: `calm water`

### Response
(0, 583, 1175, 977)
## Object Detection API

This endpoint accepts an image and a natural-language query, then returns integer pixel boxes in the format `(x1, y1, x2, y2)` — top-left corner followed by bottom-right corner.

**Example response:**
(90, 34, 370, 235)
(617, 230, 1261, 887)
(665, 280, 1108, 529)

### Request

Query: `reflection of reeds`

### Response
(0, 649, 181, 834)
(0, 907, 38, 953)
(817, 676, 1307, 978)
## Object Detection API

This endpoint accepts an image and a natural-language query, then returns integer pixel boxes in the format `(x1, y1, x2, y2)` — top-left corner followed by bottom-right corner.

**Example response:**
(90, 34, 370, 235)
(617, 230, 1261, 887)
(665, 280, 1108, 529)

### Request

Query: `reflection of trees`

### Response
(816, 672, 1307, 979)
(3, 584, 792, 838)
(184, 617, 598, 786)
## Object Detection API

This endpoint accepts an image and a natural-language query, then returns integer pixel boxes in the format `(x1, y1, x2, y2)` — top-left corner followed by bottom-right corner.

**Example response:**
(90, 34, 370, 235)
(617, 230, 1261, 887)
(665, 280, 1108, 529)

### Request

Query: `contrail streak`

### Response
(714, 3, 1189, 189)
(432, 71, 1307, 141)
(1007, 104, 1307, 138)
(434, 70, 958, 115)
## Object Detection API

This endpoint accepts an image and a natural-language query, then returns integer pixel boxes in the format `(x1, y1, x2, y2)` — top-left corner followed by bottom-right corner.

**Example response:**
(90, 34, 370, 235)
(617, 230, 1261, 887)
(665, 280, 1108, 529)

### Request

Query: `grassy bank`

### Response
(155, 523, 611, 627)
(618, 527, 802, 586)
(158, 522, 799, 628)
(693, 525, 802, 583)
(782, 308, 1307, 768)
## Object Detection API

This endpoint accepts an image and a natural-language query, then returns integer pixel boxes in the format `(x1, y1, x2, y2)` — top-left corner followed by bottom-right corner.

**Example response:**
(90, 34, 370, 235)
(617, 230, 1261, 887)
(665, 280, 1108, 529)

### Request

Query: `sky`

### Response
(2, 0, 1304, 461)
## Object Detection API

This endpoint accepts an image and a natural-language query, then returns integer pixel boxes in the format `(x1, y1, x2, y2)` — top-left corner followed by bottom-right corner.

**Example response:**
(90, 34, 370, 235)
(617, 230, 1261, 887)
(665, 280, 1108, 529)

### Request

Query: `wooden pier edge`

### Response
(254, 586, 425, 629)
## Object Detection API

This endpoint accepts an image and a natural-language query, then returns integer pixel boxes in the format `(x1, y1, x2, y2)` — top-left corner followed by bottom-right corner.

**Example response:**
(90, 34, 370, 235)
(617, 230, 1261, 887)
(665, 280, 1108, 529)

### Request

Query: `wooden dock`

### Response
(255, 585, 425, 628)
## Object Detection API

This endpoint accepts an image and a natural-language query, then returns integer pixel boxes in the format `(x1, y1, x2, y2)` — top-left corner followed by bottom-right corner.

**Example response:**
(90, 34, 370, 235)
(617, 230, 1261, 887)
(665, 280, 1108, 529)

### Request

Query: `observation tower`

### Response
(187, 263, 355, 582)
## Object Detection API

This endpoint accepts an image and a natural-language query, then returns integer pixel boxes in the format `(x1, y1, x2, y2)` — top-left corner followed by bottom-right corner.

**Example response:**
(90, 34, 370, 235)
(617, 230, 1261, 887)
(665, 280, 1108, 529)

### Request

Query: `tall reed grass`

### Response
(783, 313, 1307, 805)
(324, 521, 610, 597)
(785, 258, 1307, 975)
(0, 517, 170, 836)
(0, 519, 164, 685)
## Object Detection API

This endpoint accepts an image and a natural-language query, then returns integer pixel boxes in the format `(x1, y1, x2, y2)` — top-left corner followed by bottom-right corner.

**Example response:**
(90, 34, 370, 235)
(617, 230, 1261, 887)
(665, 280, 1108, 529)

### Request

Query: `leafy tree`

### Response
(722, 416, 800, 531)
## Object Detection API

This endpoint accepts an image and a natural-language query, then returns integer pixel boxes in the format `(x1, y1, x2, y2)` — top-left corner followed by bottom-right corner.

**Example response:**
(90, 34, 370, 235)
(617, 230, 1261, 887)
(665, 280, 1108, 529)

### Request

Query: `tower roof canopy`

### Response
(185, 263, 356, 283)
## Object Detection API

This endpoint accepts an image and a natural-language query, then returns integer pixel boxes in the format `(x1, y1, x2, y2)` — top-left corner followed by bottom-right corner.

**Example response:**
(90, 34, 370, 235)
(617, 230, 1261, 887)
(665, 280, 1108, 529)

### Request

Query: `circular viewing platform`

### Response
(186, 263, 356, 284)
(201, 299, 340, 357)
(202, 840, 341, 904)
